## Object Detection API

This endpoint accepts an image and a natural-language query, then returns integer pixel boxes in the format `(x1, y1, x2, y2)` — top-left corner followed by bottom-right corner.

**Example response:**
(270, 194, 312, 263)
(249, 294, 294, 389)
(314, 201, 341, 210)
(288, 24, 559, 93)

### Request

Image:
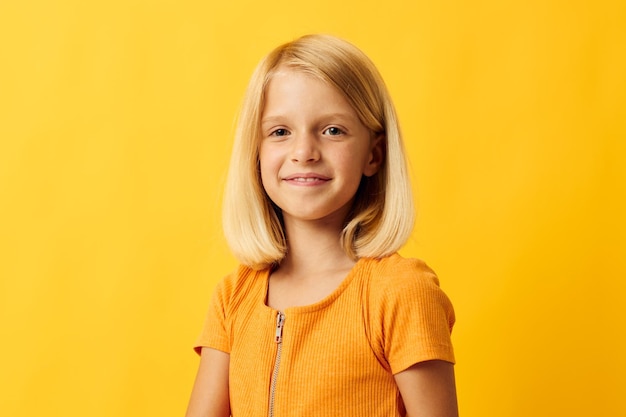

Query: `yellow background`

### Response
(1, 1, 624, 416)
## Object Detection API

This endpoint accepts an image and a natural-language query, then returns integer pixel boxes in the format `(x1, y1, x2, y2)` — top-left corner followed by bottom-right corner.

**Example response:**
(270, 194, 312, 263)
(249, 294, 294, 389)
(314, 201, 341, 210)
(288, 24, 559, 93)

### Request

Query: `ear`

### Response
(363, 134, 385, 177)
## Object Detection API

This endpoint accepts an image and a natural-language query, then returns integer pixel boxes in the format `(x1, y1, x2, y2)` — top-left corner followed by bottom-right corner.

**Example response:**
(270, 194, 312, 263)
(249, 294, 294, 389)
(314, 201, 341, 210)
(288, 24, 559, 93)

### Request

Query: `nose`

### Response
(290, 132, 320, 163)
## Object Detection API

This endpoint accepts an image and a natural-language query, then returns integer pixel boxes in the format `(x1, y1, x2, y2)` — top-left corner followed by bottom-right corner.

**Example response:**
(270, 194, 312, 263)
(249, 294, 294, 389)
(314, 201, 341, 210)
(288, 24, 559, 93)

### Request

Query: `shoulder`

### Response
(360, 253, 454, 325)
(218, 264, 262, 289)
(360, 253, 442, 293)
(212, 264, 268, 307)
(360, 253, 456, 370)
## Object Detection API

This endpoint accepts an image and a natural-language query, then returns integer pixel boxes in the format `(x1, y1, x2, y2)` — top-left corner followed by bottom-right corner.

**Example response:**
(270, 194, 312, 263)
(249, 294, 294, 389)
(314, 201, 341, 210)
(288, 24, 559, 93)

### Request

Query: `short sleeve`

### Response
(371, 259, 455, 374)
(193, 277, 231, 355)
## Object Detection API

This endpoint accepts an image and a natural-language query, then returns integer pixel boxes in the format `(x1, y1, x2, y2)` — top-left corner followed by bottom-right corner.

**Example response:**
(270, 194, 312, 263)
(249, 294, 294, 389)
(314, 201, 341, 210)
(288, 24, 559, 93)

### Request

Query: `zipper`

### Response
(268, 311, 285, 417)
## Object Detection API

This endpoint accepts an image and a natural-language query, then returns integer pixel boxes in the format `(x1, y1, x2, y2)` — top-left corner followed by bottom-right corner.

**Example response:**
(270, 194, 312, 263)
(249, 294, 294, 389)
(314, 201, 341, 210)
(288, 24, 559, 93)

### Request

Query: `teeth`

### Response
(292, 177, 320, 182)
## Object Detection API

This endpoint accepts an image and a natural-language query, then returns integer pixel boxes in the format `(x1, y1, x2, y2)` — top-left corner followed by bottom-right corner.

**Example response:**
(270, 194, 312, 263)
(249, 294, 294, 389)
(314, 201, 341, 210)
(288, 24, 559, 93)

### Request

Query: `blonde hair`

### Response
(223, 34, 414, 269)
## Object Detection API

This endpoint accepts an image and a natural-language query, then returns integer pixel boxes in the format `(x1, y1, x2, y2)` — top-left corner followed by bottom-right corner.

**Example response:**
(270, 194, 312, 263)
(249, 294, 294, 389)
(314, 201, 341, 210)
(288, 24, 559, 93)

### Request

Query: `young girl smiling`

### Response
(186, 34, 458, 417)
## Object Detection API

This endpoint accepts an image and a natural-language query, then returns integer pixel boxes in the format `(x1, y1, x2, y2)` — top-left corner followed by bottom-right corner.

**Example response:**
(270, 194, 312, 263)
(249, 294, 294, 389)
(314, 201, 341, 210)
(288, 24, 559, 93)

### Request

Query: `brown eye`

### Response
(271, 128, 289, 137)
(323, 127, 343, 136)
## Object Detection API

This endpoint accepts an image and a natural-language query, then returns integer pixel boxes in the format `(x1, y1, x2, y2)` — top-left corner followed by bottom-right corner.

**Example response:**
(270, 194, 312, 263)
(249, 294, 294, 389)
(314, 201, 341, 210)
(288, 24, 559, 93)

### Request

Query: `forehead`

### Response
(261, 68, 357, 119)
(265, 67, 333, 98)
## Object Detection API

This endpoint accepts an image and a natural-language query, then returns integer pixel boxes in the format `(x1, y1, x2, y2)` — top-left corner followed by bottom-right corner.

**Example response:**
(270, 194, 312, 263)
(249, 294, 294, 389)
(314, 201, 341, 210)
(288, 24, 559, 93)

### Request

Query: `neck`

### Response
(278, 217, 356, 278)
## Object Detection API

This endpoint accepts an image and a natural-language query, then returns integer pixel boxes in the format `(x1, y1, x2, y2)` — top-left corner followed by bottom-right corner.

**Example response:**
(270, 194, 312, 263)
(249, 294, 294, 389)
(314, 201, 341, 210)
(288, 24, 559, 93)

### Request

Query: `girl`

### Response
(186, 34, 458, 417)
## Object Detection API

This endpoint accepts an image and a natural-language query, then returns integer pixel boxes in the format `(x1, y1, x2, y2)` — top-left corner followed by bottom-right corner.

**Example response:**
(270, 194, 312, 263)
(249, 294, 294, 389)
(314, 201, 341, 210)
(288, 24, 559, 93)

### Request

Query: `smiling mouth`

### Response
(283, 172, 331, 181)
(288, 177, 329, 182)
(282, 174, 331, 185)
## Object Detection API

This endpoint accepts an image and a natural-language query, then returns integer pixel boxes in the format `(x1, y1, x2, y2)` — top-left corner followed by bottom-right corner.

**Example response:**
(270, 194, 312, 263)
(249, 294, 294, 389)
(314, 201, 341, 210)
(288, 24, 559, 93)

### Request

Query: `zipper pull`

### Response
(274, 312, 285, 343)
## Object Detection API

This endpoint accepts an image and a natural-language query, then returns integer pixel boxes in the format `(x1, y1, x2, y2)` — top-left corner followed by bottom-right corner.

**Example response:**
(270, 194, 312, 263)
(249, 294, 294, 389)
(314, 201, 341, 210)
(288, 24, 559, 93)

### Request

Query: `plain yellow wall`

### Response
(1, 1, 624, 416)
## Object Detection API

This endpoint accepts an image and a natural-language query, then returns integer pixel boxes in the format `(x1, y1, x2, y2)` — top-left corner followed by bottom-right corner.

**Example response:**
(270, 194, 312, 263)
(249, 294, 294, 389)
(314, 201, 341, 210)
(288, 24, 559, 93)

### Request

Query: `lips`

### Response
(282, 173, 331, 184)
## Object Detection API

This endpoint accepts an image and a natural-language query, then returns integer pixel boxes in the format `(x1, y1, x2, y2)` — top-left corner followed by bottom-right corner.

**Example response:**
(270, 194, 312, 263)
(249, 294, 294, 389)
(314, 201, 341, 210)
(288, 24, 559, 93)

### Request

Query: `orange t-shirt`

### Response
(195, 253, 455, 417)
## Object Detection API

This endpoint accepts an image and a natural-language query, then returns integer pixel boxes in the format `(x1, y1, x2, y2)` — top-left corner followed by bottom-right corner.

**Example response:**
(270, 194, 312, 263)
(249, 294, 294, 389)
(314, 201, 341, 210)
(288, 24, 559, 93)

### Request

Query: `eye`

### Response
(270, 128, 289, 137)
(323, 126, 344, 136)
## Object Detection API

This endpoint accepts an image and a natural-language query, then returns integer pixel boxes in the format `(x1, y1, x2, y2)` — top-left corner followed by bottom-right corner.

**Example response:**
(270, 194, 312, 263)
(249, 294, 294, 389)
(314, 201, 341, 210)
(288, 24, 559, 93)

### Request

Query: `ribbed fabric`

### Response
(194, 253, 455, 417)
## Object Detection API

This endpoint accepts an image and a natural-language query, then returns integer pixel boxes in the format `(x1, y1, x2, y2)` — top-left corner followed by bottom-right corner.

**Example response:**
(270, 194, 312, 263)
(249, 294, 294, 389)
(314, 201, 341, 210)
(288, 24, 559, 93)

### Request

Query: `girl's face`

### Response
(259, 67, 383, 227)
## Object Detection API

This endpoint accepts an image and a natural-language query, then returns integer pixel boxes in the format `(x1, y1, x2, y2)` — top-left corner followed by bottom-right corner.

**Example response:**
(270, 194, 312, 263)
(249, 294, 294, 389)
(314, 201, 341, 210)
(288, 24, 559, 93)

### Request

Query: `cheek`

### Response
(258, 147, 279, 186)
(339, 147, 370, 177)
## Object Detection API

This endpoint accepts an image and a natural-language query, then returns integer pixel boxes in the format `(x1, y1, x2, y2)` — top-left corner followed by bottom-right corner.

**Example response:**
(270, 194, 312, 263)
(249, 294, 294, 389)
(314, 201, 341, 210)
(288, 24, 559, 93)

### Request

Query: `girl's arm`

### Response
(394, 360, 459, 417)
(185, 347, 230, 417)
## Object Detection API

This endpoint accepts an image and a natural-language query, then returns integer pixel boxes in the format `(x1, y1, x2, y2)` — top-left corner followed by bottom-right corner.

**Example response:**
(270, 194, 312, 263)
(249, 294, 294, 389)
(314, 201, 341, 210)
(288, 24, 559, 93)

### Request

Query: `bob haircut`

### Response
(223, 34, 414, 269)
